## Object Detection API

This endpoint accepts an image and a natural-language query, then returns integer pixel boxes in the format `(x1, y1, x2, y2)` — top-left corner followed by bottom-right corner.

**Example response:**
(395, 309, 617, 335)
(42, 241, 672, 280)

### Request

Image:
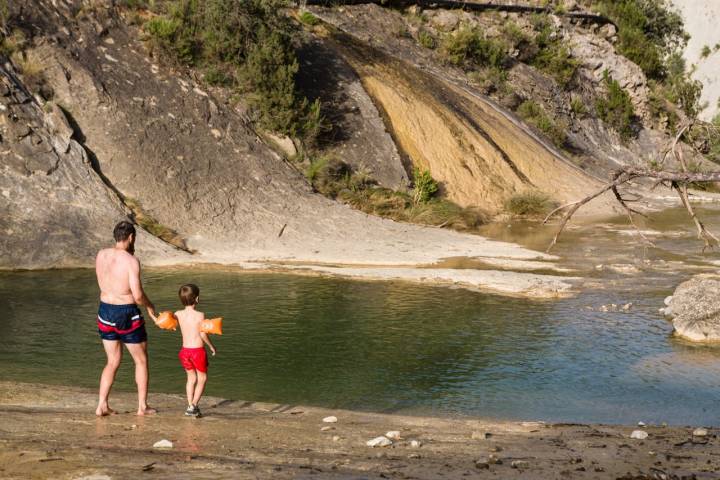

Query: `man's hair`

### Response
(179, 284, 200, 306)
(113, 221, 136, 242)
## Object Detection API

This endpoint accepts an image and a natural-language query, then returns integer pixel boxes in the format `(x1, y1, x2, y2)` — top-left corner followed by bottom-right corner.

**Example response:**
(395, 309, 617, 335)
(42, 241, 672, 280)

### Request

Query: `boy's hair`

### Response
(113, 221, 136, 242)
(179, 284, 200, 306)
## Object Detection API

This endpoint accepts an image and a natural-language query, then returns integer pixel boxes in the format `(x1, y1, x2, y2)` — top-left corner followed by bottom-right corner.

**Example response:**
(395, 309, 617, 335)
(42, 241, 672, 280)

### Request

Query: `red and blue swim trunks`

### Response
(97, 302, 147, 344)
(179, 347, 208, 373)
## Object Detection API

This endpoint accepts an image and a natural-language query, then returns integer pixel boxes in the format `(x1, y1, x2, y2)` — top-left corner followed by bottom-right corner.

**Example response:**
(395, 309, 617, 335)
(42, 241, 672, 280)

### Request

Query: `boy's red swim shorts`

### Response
(178, 347, 208, 372)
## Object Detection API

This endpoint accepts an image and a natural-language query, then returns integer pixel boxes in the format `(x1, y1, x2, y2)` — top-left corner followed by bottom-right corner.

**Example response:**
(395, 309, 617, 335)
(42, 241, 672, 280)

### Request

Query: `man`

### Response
(95, 221, 158, 416)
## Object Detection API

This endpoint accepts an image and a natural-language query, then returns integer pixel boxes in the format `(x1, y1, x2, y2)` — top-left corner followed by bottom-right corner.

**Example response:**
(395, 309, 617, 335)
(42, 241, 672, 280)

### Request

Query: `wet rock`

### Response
(669, 276, 720, 342)
(630, 430, 648, 440)
(322, 416, 338, 423)
(153, 439, 173, 448)
(385, 431, 401, 440)
(366, 436, 392, 447)
(693, 428, 708, 437)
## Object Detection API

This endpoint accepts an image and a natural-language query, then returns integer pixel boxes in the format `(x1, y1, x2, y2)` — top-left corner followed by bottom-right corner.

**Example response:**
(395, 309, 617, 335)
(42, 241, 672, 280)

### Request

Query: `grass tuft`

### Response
(504, 191, 558, 217)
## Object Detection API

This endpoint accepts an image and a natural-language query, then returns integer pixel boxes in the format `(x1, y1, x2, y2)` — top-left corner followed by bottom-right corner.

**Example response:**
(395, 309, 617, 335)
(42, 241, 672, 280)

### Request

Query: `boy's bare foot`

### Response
(137, 407, 157, 416)
(95, 406, 116, 417)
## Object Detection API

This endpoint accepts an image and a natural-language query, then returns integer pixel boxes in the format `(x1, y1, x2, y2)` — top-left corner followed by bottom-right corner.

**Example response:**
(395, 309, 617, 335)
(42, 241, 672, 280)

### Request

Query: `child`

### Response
(176, 283, 216, 417)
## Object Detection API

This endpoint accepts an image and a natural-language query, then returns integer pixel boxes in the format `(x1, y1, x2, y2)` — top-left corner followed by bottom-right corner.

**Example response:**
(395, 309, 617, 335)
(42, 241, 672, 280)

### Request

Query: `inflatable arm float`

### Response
(155, 311, 222, 335)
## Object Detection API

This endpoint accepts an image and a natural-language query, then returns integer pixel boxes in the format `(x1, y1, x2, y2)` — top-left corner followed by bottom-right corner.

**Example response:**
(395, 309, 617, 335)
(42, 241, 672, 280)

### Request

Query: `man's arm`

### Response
(128, 258, 157, 321)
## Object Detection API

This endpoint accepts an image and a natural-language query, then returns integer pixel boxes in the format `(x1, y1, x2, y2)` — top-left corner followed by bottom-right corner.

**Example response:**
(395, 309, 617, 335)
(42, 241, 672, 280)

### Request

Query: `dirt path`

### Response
(0, 382, 717, 479)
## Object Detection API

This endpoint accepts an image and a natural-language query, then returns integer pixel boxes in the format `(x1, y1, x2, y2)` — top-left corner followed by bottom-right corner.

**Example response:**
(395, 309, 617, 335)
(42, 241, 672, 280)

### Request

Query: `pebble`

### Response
(471, 431, 491, 440)
(511, 460, 529, 469)
(385, 431, 401, 440)
(153, 439, 173, 449)
(366, 436, 392, 448)
(410, 440, 422, 448)
(322, 416, 338, 423)
(630, 430, 648, 440)
(487, 454, 502, 465)
(320, 426, 334, 432)
(332, 435, 341, 442)
(408, 453, 421, 459)
(475, 460, 490, 469)
(693, 428, 708, 437)
(664, 295, 673, 306)
(638, 421, 646, 427)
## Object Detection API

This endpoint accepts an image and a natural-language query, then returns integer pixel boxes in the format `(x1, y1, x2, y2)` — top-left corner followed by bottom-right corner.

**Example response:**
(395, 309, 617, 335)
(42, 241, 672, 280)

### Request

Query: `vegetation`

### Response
(124, 197, 191, 251)
(593, 0, 687, 80)
(570, 96, 587, 117)
(298, 11, 319, 26)
(418, 30, 436, 49)
(528, 13, 578, 88)
(504, 191, 557, 217)
(516, 100, 566, 147)
(595, 71, 636, 141)
(306, 158, 485, 230)
(442, 26, 509, 70)
(143, 0, 321, 144)
(701, 45, 712, 59)
(0, 28, 24, 57)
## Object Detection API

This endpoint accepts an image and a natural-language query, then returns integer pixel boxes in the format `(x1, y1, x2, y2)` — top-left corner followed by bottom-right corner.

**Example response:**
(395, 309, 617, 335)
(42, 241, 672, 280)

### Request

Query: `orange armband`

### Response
(201, 317, 223, 335)
(156, 311, 178, 331)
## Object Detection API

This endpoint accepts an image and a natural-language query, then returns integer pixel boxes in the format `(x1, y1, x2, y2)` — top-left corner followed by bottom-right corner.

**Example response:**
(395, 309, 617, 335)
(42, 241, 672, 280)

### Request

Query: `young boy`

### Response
(176, 284, 216, 417)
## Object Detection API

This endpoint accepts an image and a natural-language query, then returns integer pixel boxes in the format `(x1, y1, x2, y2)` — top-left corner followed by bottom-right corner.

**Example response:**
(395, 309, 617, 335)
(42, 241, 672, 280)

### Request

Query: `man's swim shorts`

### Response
(97, 302, 147, 343)
(178, 347, 208, 372)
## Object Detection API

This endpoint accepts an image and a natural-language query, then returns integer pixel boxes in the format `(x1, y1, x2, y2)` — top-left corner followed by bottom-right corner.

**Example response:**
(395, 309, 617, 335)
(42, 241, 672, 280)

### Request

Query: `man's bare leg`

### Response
(125, 341, 156, 415)
(96, 340, 122, 416)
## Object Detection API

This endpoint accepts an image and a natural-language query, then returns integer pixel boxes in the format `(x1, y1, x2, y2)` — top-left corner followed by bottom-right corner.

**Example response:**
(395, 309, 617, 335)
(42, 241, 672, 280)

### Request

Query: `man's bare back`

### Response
(96, 248, 138, 305)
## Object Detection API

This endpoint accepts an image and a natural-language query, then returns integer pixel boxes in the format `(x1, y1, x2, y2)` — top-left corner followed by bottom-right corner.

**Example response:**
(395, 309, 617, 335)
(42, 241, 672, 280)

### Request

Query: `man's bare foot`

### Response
(95, 406, 116, 417)
(137, 407, 157, 416)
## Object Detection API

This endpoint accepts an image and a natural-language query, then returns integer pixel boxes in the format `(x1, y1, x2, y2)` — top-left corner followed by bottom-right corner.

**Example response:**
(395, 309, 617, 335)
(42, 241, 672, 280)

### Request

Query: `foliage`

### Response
(701, 45, 712, 59)
(412, 168, 439, 204)
(570, 96, 587, 117)
(593, 0, 688, 80)
(529, 13, 578, 88)
(504, 191, 557, 216)
(0, 28, 24, 57)
(442, 26, 509, 70)
(298, 11, 319, 26)
(418, 30, 436, 49)
(595, 71, 636, 141)
(124, 197, 190, 251)
(144, 0, 321, 143)
(661, 52, 703, 118)
(516, 100, 567, 147)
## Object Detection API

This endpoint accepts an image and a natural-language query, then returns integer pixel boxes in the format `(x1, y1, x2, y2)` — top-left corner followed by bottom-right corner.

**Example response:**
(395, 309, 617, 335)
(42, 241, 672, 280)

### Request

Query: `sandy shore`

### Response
(1, 381, 717, 479)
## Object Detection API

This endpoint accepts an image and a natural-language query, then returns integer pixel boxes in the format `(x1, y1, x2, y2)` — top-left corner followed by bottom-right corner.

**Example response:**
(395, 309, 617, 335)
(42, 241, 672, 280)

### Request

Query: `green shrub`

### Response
(595, 71, 636, 141)
(516, 100, 566, 147)
(702, 45, 712, 58)
(529, 14, 578, 88)
(0, 29, 25, 57)
(143, 0, 321, 143)
(570, 96, 586, 117)
(418, 30, 436, 49)
(504, 191, 557, 216)
(442, 26, 509, 70)
(593, 0, 688, 80)
(412, 168, 439, 204)
(298, 11, 319, 26)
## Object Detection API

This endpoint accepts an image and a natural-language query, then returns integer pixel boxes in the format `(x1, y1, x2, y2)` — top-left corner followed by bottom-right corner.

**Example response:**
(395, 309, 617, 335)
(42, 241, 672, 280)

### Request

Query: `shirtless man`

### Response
(95, 221, 158, 416)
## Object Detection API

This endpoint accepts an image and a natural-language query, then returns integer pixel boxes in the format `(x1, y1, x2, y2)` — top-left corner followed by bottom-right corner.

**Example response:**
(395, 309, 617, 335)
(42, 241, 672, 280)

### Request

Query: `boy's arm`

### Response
(200, 332, 216, 356)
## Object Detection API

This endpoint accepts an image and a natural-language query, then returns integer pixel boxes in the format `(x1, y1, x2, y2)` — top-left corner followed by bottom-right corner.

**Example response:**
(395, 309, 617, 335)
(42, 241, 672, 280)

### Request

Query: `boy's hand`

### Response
(210, 346, 217, 357)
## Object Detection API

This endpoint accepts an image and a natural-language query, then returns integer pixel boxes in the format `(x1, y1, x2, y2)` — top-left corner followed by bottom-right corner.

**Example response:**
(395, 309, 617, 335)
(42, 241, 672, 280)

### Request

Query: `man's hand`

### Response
(147, 305, 157, 322)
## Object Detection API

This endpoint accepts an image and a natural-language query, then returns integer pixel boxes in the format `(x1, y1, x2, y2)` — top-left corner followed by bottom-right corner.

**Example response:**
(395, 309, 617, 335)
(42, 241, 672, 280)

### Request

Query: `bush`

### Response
(516, 100, 566, 147)
(593, 0, 688, 80)
(529, 13, 578, 88)
(412, 168, 438, 204)
(0, 28, 24, 57)
(124, 197, 190, 251)
(143, 0, 321, 143)
(504, 191, 557, 216)
(442, 26, 509, 70)
(595, 71, 636, 141)
(298, 11, 319, 26)
(418, 30, 436, 49)
(570, 96, 586, 117)
(702, 45, 712, 59)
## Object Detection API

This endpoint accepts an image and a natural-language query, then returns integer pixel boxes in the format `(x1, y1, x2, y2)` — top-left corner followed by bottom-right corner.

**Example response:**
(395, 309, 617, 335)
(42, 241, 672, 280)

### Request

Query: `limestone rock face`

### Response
(0, 63, 186, 269)
(669, 276, 720, 342)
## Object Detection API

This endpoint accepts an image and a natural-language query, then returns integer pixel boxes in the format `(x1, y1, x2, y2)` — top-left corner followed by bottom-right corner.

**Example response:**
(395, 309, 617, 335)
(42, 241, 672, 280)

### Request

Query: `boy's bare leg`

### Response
(192, 371, 207, 407)
(96, 340, 122, 416)
(185, 369, 197, 406)
(125, 341, 156, 415)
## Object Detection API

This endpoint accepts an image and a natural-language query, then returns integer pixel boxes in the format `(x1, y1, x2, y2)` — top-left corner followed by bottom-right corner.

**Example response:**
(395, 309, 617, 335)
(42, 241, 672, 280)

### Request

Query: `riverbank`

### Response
(1, 381, 717, 479)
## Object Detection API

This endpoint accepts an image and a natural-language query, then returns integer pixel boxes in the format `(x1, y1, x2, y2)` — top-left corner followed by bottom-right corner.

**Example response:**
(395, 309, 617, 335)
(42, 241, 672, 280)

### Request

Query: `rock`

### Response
(366, 436, 392, 448)
(43, 102, 74, 153)
(693, 428, 708, 437)
(511, 460, 529, 469)
(563, 0, 578, 11)
(430, 10, 459, 31)
(385, 430, 401, 440)
(622, 303, 633, 311)
(410, 440, 422, 448)
(332, 435, 341, 442)
(630, 430, 648, 440)
(471, 431, 491, 440)
(320, 426, 334, 432)
(599, 23, 617, 40)
(664, 295, 673, 306)
(475, 460, 490, 469)
(638, 421, 646, 427)
(322, 416, 338, 423)
(670, 276, 720, 342)
(153, 439, 173, 448)
(264, 131, 297, 158)
(487, 454, 502, 465)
